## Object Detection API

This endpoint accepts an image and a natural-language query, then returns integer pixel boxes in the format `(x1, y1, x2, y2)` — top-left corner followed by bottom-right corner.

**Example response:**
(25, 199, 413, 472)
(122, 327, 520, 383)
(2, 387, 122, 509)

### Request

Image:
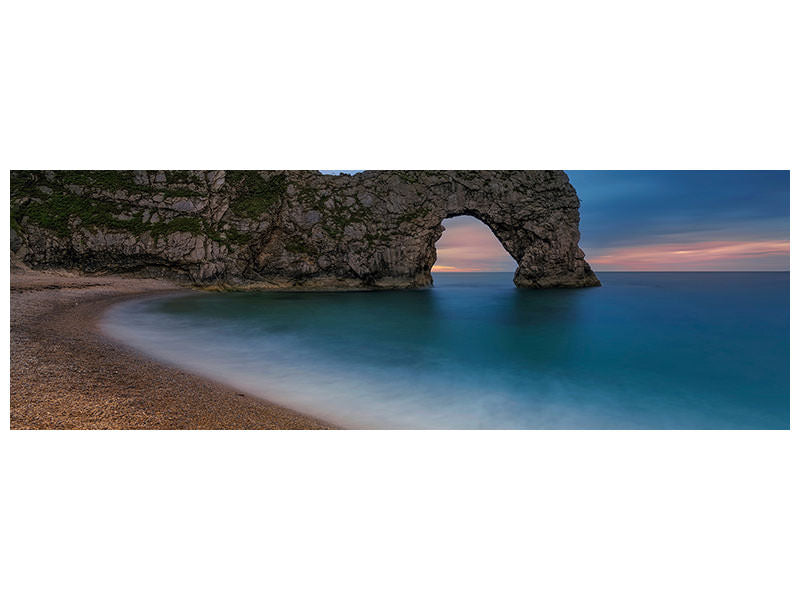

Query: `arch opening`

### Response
(432, 215, 518, 284)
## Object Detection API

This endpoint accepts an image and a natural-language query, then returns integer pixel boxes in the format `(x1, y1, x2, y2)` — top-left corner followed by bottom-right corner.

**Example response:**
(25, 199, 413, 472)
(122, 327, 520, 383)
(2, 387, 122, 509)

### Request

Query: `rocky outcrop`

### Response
(10, 170, 600, 289)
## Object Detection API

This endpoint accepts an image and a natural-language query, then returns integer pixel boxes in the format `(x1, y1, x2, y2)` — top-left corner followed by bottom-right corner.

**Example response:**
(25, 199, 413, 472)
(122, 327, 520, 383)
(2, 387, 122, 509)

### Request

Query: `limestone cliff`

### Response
(10, 170, 600, 289)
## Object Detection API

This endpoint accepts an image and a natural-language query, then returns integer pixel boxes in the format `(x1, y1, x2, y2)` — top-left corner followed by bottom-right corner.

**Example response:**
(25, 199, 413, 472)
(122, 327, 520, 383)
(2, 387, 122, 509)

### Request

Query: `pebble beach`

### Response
(9, 267, 333, 430)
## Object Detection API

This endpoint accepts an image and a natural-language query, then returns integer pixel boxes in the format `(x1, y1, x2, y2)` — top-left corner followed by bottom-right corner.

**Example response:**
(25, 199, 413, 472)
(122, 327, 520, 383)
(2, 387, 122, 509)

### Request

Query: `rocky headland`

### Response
(10, 170, 599, 289)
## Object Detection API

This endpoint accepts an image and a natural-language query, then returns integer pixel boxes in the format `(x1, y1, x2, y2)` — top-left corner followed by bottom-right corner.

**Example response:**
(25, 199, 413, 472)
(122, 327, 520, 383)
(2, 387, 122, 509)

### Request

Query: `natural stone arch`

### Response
(346, 170, 601, 289)
(10, 170, 600, 289)
(428, 202, 599, 289)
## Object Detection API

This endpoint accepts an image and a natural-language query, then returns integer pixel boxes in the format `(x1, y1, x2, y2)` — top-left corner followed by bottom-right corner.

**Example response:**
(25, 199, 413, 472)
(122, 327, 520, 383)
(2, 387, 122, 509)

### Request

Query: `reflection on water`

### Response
(101, 272, 789, 429)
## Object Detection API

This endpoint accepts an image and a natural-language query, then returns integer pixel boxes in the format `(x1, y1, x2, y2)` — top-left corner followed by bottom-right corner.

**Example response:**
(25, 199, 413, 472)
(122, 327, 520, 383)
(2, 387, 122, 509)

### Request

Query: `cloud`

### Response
(568, 170, 789, 270)
(570, 170, 789, 247)
(588, 239, 789, 271)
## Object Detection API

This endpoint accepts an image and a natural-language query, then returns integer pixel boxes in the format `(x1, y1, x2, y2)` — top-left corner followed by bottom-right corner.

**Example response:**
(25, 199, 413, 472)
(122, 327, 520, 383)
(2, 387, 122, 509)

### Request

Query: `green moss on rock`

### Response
(227, 171, 287, 218)
(223, 229, 253, 246)
(12, 187, 225, 246)
(285, 236, 311, 254)
(12, 190, 138, 237)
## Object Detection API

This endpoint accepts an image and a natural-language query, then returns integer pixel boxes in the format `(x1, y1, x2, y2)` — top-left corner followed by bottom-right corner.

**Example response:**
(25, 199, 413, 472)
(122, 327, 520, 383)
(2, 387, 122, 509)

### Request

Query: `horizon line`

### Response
(432, 270, 790, 273)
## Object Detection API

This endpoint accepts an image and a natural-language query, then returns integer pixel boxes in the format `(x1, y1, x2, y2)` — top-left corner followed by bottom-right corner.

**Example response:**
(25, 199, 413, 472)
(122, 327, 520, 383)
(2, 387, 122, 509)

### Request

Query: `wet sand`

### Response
(9, 268, 335, 429)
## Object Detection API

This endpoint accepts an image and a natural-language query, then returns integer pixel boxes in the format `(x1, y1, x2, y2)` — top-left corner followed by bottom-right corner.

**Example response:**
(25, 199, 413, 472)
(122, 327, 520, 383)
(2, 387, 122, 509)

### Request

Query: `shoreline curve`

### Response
(10, 268, 336, 430)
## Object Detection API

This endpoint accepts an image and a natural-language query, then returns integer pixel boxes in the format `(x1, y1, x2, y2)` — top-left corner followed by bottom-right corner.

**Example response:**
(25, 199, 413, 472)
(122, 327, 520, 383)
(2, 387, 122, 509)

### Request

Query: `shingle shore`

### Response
(10, 268, 334, 430)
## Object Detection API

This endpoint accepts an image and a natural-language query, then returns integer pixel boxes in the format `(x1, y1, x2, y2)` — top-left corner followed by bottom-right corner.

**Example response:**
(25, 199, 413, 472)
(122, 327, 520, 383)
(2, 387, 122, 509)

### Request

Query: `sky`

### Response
(433, 216, 517, 272)
(320, 171, 790, 271)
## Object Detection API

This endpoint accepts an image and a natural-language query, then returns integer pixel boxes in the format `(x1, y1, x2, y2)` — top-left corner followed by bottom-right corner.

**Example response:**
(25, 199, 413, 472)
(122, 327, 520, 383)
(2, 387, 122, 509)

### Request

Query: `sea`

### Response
(101, 272, 789, 429)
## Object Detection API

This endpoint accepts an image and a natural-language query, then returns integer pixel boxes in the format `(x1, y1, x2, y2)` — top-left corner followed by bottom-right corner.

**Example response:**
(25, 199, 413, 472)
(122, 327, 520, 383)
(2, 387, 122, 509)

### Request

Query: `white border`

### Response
(2, 2, 797, 599)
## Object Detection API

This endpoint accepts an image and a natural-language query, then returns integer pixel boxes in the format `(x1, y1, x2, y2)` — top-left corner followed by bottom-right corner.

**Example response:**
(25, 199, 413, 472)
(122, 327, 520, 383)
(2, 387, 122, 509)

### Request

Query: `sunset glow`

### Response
(433, 216, 518, 272)
(433, 218, 790, 272)
(431, 265, 486, 273)
(588, 239, 789, 271)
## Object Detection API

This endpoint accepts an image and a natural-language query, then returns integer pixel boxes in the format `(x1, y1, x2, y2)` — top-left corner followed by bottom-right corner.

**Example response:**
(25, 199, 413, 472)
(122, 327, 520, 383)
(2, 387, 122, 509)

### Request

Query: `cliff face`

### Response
(10, 170, 600, 289)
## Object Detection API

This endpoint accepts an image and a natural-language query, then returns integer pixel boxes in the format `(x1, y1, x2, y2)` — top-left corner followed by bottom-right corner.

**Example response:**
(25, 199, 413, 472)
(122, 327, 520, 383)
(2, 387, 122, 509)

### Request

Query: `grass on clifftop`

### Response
(10, 171, 250, 248)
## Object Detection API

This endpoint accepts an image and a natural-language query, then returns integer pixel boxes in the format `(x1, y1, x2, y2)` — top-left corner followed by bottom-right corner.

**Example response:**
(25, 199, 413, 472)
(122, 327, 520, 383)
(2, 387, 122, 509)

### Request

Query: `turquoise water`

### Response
(102, 272, 789, 429)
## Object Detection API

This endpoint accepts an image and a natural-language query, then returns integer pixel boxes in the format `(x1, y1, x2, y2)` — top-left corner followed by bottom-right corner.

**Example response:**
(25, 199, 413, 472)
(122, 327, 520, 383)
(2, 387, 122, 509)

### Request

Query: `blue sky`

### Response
(320, 171, 790, 270)
(569, 170, 789, 270)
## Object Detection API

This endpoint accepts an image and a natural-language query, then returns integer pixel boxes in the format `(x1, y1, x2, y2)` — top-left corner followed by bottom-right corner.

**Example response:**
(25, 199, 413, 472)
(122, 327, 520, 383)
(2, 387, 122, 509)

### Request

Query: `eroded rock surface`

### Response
(10, 170, 600, 289)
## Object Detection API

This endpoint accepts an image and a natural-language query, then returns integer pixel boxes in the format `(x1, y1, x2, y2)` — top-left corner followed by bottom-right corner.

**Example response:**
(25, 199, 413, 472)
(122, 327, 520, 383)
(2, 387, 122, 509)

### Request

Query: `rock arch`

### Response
(349, 170, 601, 289)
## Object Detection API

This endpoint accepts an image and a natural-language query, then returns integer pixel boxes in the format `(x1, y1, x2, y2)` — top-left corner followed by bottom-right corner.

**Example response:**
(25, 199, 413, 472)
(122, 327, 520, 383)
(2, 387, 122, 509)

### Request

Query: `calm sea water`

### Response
(102, 272, 789, 429)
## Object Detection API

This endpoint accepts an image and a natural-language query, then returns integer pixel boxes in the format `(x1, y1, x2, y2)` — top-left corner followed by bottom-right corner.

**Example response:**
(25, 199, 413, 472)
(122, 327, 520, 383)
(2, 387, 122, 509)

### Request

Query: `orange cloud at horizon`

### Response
(588, 239, 789, 271)
(431, 264, 488, 273)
